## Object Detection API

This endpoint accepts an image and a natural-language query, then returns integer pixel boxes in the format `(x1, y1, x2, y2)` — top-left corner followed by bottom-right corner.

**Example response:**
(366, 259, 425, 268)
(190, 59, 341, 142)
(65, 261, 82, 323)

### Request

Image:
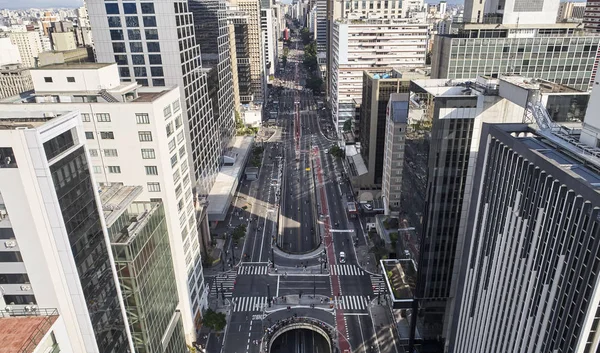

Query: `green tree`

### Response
(282, 55, 287, 67)
(343, 119, 352, 132)
(203, 309, 227, 331)
(329, 145, 346, 159)
(300, 27, 312, 45)
(232, 224, 247, 240)
(306, 76, 323, 94)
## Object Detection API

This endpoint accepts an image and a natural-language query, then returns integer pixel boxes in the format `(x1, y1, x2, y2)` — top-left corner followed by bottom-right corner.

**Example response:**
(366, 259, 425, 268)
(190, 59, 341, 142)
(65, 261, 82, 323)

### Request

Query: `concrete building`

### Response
(8, 30, 43, 68)
(0, 37, 22, 66)
(101, 185, 188, 353)
(430, 23, 600, 91)
(315, 0, 327, 52)
(236, 0, 268, 103)
(330, 19, 428, 133)
(261, 7, 278, 79)
(448, 80, 600, 351)
(0, 62, 206, 341)
(557, 1, 586, 22)
(191, 0, 237, 153)
(381, 93, 408, 215)
(50, 32, 77, 51)
(341, 0, 424, 19)
(228, 6, 255, 104)
(0, 64, 33, 99)
(0, 110, 133, 353)
(584, 0, 600, 32)
(464, 0, 560, 24)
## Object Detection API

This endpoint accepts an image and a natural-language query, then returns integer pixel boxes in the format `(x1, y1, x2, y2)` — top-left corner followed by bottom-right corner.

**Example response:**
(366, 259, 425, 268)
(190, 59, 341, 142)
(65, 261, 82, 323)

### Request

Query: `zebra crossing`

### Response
(238, 265, 269, 275)
(209, 272, 236, 298)
(337, 296, 369, 311)
(330, 264, 364, 276)
(232, 297, 269, 312)
(370, 275, 386, 293)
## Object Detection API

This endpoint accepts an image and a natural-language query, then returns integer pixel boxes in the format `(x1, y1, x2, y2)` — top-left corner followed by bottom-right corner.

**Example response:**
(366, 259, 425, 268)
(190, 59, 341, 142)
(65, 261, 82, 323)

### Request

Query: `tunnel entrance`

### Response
(270, 329, 331, 353)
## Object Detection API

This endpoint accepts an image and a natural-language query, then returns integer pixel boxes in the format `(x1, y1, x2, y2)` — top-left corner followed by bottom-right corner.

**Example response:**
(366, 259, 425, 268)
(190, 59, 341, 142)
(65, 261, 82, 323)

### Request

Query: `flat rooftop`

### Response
(99, 184, 143, 226)
(0, 314, 58, 353)
(500, 76, 581, 94)
(207, 136, 254, 221)
(32, 62, 112, 70)
(381, 259, 417, 302)
(0, 111, 71, 130)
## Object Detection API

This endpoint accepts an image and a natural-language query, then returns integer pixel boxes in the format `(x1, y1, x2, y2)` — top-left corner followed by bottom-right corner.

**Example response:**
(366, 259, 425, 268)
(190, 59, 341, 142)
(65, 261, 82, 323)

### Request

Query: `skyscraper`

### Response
(584, 0, 600, 32)
(0, 110, 133, 353)
(464, 0, 559, 24)
(235, 0, 267, 103)
(228, 6, 255, 104)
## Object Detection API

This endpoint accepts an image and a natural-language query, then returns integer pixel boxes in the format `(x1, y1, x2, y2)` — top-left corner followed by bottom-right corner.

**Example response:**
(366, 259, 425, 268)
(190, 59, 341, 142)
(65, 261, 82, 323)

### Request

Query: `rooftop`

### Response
(381, 259, 417, 303)
(0, 309, 58, 353)
(0, 111, 70, 130)
(99, 184, 143, 226)
(32, 62, 112, 70)
(499, 76, 581, 94)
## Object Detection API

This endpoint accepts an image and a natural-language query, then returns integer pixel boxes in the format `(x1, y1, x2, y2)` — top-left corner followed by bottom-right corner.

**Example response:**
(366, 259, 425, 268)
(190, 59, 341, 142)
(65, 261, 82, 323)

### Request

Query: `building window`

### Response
(139, 131, 153, 141)
(166, 122, 174, 137)
(110, 29, 124, 40)
(108, 16, 121, 27)
(127, 29, 141, 40)
(108, 166, 121, 174)
(152, 79, 165, 86)
(119, 67, 130, 77)
(168, 138, 176, 152)
(143, 16, 157, 27)
(145, 29, 159, 40)
(89, 149, 98, 157)
(175, 115, 182, 128)
(145, 166, 158, 175)
(147, 42, 160, 52)
(149, 54, 162, 64)
(150, 67, 164, 77)
(96, 113, 111, 122)
(134, 67, 147, 77)
(100, 131, 115, 139)
(125, 16, 139, 27)
(67, 77, 75, 83)
(177, 130, 184, 143)
(179, 146, 186, 158)
(173, 99, 180, 113)
(105, 3, 119, 14)
(141, 3, 155, 13)
(141, 148, 155, 159)
(85, 132, 94, 140)
(112, 42, 126, 53)
(93, 166, 102, 174)
(123, 3, 137, 14)
(136, 113, 150, 124)
(104, 149, 118, 157)
(164, 105, 172, 118)
(138, 79, 149, 86)
(3, 295, 36, 305)
(130, 42, 143, 53)
(132, 55, 145, 65)
(170, 154, 178, 167)
(44, 77, 52, 83)
(114, 55, 128, 65)
(81, 113, 91, 122)
(0, 273, 30, 284)
(147, 182, 161, 192)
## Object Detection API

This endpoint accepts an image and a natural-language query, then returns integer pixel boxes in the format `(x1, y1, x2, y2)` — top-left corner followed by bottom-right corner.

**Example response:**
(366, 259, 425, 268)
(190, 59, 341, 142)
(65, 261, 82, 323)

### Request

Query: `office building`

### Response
(191, 0, 237, 152)
(261, 6, 278, 78)
(8, 30, 43, 68)
(330, 19, 428, 132)
(0, 62, 205, 341)
(228, 7, 255, 103)
(557, 1, 586, 22)
(87, 0, 221, 200)
(341, 0, 424, 19)
(49, 22, 78, 51)
(315, 0, 326, 51)
(0, 64, 33, 99)
(430, 23, 600, 91)
(0, 110, 133, 353)
(236, 0, 268, 103)
(381, 92, 408, 215)
(449, 81, 600, 351)
(101, 185, 188, 353)
(464, 0, 559, 24)
(584, 0, 600, 32)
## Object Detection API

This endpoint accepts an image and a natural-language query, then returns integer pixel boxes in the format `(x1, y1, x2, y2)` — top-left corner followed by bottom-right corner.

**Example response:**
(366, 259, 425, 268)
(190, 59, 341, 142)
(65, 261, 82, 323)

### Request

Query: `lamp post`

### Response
(267, 284, 272, 307)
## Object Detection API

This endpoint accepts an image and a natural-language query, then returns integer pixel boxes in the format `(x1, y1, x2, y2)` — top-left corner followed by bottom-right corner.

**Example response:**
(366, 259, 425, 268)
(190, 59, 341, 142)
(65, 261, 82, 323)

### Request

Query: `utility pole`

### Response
(271, 247, 275, 268)
(221, 252, 225, 271)
(267, 284, 272, 307)
(313, 275, 316, 298)
(220, 282, 225, 303)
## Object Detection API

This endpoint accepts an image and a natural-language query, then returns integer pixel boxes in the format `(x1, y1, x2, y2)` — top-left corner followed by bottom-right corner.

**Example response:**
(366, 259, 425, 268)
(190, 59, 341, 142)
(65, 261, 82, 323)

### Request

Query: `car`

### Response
(339, 252, 346, 264)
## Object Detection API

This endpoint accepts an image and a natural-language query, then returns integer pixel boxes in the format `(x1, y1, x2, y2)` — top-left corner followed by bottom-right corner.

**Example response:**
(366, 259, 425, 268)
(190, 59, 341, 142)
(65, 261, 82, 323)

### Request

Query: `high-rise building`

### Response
(8, 30, 43, 68)
(0, 64, 33, 99)
(0, 110, 133, 353)
(557, 1, 586, 22)
(261, 5, 278, 79)
(101, 185, 188, 353)
(0, 37, 22, 66)
(228, 7, 255, 104)
(330, 19, 428, 132)
(584, 0, 600, 32)
(430, 23, 600, 91)
(381, 93, 408, 215)
(0, 62, 206, 341)
(315, 0, 326, 52)
(191, 0, 237, 153)
(448, 88, 600, 351)
(464, 0, 559, 24)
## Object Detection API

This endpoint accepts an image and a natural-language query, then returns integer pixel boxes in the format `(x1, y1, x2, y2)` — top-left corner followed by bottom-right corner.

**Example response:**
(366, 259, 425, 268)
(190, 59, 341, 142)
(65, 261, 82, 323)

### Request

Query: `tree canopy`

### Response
(203, 309, 226, 331)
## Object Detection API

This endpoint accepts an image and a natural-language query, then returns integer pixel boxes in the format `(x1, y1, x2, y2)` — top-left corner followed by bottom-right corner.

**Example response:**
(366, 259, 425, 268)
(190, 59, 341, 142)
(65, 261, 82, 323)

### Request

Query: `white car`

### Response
(339, 252, 346, 264)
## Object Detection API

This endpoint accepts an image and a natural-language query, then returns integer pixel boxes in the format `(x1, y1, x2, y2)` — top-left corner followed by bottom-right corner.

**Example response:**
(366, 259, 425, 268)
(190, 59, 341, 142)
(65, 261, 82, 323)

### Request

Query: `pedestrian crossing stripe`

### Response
(238, 265, 269, 275)
(208, 273, 236, 298)
(233, 297, 269, 312)
(370, 275, 385, 292)
(337, 296, 369, 311)
(330, 265, 364, 276)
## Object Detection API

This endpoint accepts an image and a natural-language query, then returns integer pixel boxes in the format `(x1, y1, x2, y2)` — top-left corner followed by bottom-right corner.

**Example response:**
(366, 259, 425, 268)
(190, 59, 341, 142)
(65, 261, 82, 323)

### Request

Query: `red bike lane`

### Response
(314, 146, 351, 353)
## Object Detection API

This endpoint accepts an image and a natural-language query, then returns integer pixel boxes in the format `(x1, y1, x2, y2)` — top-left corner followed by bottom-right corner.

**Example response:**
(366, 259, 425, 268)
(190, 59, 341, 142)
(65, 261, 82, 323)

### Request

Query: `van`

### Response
(339, 252, 346, 264)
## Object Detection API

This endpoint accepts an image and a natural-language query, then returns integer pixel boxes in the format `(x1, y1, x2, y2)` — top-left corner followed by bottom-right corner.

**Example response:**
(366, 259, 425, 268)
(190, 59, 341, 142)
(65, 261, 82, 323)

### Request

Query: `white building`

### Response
(0, 62, 205, 344)
(261, 8, 277, 78)
(342, 0, 425, 19)
(382, 93, 408, 215)
(464, 0, 560, 24)
(8, 30, 43, 68)
(0, 37, 22, 65)
(237, 0, 268, 103)
(330, 19, 428, 132)
(0, 110, 133, 353)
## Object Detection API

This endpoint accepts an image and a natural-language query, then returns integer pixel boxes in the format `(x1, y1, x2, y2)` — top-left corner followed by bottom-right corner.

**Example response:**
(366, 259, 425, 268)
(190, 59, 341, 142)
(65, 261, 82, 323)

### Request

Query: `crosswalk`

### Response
(233, 297, 269, 312)
(370, 275, 386, 293)
(337, 296, 369, 311)
(330, 264, 364, 276)
(238, 265, 269, 275)
(209, 272, 236, 298)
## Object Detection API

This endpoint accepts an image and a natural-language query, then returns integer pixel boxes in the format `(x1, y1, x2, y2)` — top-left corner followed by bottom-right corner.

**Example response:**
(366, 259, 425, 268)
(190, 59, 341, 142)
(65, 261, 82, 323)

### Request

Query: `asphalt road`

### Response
(271, 329, 330, 353)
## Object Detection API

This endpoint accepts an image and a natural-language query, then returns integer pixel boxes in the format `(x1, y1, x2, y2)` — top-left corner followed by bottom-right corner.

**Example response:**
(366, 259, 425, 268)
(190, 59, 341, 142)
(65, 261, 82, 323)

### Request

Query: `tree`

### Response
(203, 309, 227, 331)
(343, 119, 352, 132)
(232, 224, 247, 240)
(329, 145, 346, 159)
(300, 27, 312, 45)
(305, 76, 323, 94)
(282, 55, 287, 67)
